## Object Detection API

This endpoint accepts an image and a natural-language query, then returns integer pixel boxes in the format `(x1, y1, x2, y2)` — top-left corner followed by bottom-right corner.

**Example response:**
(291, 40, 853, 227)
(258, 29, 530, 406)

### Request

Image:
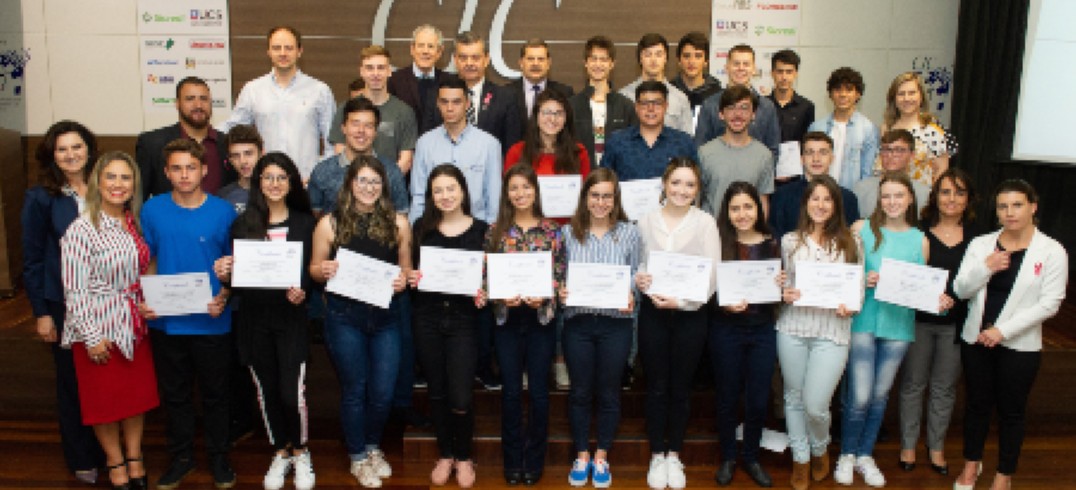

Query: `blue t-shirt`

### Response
(216, 182, 250, 215)
(141, 193, 237, 335)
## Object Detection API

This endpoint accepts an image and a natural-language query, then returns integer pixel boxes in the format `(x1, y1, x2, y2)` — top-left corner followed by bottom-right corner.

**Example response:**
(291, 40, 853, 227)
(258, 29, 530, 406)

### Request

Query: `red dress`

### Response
(71, 213, 159, 425)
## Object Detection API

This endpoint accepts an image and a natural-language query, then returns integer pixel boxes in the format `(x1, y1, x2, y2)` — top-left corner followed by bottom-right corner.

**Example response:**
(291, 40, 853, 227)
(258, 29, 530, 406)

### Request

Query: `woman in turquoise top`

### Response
(834, 172, 930, 488)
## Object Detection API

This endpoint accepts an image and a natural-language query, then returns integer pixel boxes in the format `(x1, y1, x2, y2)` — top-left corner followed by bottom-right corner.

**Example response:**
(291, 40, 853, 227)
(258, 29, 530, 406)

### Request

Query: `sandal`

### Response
(107, 461, 131, 490)
(126, 456, 148, 490)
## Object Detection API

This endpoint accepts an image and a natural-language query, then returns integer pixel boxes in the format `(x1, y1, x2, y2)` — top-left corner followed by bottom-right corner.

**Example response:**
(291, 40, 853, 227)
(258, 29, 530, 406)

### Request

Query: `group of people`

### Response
(22, 22, 1068, 490)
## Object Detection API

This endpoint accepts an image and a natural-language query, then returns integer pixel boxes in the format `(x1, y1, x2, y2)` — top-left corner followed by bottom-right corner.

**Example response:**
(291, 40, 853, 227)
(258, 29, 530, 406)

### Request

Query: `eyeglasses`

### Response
(880, 146, 911, 155)
(588, 192, 615, 201)
(261, 174, 289, 183)
(539, 109, 566, 119)
(637, 99, 665, 108)
(355, 177, 383, 188)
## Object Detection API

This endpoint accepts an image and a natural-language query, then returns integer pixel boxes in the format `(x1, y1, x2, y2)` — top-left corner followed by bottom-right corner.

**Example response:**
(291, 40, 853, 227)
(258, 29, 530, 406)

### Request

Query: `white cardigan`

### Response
(953, 228, 1068, 352)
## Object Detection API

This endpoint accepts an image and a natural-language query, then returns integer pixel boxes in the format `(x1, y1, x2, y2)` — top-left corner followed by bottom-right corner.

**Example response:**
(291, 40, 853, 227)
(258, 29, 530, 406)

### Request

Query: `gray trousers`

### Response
(898, 321, 962, 451)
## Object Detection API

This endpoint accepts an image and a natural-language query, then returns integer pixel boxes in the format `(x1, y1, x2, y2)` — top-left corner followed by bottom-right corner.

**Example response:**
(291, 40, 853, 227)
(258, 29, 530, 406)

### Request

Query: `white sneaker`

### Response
(647, 454, 668, 489)
(834, 454, 856, 486)
(351, 459, 381, 488)
(263, 454, 291, 490)
(292, 451, 315, 490)
(554, 361, 570, 389)
(367, 449, 392, 478)
(665, 455, 686, 489)
(855, 456, 886, 487)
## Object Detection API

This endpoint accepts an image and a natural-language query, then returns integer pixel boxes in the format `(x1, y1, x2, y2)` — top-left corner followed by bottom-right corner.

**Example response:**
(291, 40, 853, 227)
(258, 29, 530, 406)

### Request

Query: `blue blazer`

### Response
(21, 186, 79, 318)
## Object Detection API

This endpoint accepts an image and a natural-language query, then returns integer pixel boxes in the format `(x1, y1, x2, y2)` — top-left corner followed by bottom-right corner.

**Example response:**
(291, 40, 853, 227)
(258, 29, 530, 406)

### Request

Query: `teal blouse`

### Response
(852, 219, 925, 341)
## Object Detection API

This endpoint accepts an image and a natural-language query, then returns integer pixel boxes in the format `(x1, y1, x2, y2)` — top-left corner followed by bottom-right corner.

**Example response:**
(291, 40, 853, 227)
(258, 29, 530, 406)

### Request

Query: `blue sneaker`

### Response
(568, 458, 591, 487)
(592, 459, 611, 488)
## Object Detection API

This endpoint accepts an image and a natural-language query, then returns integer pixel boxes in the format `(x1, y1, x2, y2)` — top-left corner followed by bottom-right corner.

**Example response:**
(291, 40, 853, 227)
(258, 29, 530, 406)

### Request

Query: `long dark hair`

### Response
(413, 164, 472, 246)
(793, 174, 859, 263)
(867, 171, 918, 251)
(487, 163, 543, 252)
(36, 120, 98, 195)
(569, 168, 628, 243)
(920, 167, 976, 229)
(717, 181, 772, 260)
(231, 152, 311, 240)
(332, 155, 398, 248)
(519, 89, 581, 174)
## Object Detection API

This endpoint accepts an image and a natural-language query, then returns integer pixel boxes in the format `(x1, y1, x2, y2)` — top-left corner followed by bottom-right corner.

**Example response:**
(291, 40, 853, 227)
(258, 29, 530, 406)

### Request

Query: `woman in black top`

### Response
(213, 153, 317, 489)
(407, 164, 488, 488)
(711, 182, 785, 488)
(897, 168, 977, 475)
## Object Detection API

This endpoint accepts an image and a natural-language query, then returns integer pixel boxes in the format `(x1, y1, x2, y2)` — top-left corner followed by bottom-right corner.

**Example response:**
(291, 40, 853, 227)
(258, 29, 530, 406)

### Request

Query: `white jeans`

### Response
(777, 331, 850, 463)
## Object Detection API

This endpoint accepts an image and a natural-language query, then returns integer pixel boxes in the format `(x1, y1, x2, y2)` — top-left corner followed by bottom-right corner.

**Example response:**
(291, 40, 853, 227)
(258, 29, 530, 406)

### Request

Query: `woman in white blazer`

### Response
(952, 179, 1068, 490)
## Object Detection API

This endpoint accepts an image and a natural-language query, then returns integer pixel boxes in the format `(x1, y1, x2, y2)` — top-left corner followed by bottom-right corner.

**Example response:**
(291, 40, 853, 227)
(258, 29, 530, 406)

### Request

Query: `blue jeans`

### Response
(777, 331, 849, 463)
(494, 307, 557, 474)
(323, 294, 401, 459)
(710, 320, 776, 463)
(562, 314, 633, 453)
(392, 290, 415, 408)
(840, 332, 910, 457)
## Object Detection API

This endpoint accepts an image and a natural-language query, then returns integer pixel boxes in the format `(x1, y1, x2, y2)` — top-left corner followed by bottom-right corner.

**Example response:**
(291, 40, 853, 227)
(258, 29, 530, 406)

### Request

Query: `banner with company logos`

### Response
(137, 0, 230, 128)
(0, 35, 30, 132)
(709, 0, 801, 94)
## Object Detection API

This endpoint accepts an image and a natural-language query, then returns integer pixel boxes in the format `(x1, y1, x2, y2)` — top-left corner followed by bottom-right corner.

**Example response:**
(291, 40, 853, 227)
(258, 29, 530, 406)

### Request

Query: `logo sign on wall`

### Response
(0, 36, 31, 131)
(709, 0, 801, 91)
(137, 0, 231, 123)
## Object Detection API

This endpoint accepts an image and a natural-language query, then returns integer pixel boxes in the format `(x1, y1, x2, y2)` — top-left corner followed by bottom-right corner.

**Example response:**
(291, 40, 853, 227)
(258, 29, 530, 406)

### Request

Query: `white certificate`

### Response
(565, 263, 632, 309)
(418, 246, 485, 297)
(140, 272, 215, 316)
(620, 178, 663, 221)
(646, 250, 714, 303)
(775, 141, 803, 179)
(716, 260, 782, 306)
(325, 249, 401, 309)
(794, 261, 863, 310)
(231, 239, 303, 289)
(486, 251, 554, 299)
(874, 258, 949, 314)
(537, 175, 581, 218)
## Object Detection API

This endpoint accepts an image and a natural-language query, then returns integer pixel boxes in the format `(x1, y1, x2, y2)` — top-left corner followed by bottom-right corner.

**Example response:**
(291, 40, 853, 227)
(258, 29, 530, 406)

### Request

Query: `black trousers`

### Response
(247, 321, 308, 451)
(413, 303, 478, 460)
(638, 298, 708, 454)
(150, 329, 232, 459)
(47, 300, 104, 472)
(960, 341, 1041, 475)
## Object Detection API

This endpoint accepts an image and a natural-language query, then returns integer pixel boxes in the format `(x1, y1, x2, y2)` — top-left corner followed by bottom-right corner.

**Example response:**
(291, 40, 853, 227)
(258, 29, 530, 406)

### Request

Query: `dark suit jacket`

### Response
(569, 86, 638, 165)
(388, 67, 455, 137)
(507, 78, 575, 137)
(135, 123, 232, 200)
(474, 81, 522, 154)
(20, 186, 79, 318)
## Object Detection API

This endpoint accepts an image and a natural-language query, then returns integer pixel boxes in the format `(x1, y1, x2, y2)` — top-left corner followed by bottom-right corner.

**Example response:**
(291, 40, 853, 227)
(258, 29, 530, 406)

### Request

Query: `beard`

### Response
(181, 110, 210, 130)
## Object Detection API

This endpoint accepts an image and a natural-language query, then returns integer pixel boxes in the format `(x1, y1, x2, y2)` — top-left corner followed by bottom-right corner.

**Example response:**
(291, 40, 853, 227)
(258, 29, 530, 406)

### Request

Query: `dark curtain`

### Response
(951, 0, 1075, 268)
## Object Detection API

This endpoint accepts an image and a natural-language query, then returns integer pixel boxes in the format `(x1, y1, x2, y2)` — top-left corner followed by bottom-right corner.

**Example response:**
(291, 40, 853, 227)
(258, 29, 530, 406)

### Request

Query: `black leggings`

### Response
(960, 341, 1041, 475)
(248, 323, 308, 452)
(638, 298, 708, 454)
(413, 305, 478, 460)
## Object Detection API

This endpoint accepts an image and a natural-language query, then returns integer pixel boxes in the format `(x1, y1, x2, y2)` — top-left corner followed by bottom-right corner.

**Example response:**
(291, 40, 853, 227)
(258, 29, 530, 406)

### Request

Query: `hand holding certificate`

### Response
(325, 249, 401, 308)
(487, 252, 554, 300)
(231, 239, 304, 289)
(646, 251, 714, 303)
(874, 258, 949, 314)
(793, 261, 863, 310)
(716, 260, 782, 306)
(620, 179, 663, 221)
(417, 246, 485, 296)
(537, 175, 582, 218)
(141, 272, 215, 316)
(565, 263, 632, 309)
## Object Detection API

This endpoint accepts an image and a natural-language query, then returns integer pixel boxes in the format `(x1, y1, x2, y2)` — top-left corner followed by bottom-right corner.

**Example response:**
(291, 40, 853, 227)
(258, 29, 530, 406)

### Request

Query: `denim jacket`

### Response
(808, 111, 880, 189)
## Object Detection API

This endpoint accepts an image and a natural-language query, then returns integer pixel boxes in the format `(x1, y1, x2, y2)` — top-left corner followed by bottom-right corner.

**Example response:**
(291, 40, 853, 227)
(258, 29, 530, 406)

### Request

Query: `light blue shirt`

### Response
(220, 70, 336, 179)
(409, 125, 502, 223)
(808, 111, 880, 189)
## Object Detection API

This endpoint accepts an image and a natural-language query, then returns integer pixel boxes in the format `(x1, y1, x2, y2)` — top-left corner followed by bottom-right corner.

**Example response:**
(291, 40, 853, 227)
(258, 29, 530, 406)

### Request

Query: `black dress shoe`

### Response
(522, 472, 542, 485)
(743, 462, 773, 488)
(715, 460, 736, 486)
(930, 462, 949, 475)
(504, 471, 523, 485)
(898, 460, 916, 471)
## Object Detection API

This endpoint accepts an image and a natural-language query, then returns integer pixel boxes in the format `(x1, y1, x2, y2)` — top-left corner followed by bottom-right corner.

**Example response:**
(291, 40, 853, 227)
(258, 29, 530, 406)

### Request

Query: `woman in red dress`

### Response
(61, 151, 159, 490)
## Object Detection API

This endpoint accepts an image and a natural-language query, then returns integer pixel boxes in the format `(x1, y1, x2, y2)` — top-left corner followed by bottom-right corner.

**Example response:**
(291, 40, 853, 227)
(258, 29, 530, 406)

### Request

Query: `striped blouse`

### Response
(776, 232, 865, 345)
(562, 221, 642, 320)
(61, 212, 149, 360)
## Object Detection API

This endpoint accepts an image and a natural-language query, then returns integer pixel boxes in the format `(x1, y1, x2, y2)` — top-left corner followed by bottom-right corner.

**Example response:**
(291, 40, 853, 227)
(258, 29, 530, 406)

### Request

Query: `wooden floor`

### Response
(2, 290, 1075, 489)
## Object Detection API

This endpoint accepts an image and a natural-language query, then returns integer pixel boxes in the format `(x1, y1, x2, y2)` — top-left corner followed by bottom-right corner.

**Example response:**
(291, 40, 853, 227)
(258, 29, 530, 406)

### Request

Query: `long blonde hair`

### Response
(882, 72, 936, 130)
(84, 151, 143, 233)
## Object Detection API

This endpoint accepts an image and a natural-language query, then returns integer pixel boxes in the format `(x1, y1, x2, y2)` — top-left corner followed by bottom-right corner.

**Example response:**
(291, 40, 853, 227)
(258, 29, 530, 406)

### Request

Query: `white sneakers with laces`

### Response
(263, 454, 291, 490)
(292, 451, 315, 490)
(834, 453, 856, 485)
(647, 453, 667, 489)
(855, 456, 886, 487)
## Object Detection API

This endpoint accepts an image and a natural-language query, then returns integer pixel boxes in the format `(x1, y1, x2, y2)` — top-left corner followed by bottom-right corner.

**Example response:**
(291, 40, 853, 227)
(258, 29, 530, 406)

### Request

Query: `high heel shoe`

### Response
(106, 461, 131, 490)
(953, 462, 982, 490)
(126, 457, 147, 490)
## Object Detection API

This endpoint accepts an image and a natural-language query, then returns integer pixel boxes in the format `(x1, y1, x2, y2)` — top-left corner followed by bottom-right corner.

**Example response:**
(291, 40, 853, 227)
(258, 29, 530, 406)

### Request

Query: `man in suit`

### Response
(136, 76, 231, 199)
(507, 38, 574, 137)
(388, 24, 453, 137)
(453, 31, 522, 154)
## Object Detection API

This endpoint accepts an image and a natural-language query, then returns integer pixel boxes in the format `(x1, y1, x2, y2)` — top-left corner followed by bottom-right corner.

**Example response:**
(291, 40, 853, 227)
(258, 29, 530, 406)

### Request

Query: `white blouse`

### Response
(636, 206, 722, 311)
